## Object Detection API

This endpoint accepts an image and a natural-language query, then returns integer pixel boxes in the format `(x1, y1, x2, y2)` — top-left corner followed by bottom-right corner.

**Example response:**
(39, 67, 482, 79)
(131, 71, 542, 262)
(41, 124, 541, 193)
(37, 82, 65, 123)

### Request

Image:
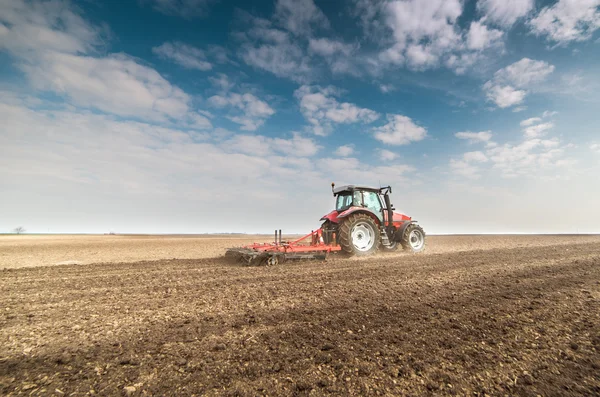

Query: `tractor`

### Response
(225, 183, 425, 265)
(321, 183, 425, 256)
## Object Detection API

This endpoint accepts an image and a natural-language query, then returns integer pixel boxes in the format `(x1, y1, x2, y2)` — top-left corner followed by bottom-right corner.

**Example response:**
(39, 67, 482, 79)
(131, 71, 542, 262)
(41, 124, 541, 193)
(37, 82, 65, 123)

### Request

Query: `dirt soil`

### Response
(2, 234, 600, 269)
(1, 235, 599, 396)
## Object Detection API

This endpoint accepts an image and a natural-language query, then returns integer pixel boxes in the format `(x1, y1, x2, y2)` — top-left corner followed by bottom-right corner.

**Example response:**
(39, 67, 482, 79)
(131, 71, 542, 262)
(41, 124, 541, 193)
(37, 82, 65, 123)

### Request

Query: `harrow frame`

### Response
(225, 229, 342, 266)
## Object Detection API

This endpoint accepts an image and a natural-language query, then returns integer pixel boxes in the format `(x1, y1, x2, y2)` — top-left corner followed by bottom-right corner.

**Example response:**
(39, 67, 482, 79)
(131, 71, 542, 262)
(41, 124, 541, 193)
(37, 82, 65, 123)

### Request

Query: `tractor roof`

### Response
(333, 185, 381, 195)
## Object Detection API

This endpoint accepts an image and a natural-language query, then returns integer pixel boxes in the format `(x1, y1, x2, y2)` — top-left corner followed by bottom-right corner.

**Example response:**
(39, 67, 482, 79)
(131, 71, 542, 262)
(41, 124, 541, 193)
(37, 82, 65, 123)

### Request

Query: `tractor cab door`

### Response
(361, 191, 384, 223)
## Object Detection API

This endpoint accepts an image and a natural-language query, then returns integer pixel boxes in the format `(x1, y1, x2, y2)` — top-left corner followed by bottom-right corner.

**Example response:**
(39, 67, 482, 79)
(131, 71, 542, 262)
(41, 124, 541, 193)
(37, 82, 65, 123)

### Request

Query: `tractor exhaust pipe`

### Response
(383, 191, 394, 238)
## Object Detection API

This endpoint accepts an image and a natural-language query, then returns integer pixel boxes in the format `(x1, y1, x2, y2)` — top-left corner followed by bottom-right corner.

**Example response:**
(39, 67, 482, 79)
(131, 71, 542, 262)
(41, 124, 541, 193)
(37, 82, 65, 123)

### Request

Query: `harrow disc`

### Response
(225, 248, 280, 266)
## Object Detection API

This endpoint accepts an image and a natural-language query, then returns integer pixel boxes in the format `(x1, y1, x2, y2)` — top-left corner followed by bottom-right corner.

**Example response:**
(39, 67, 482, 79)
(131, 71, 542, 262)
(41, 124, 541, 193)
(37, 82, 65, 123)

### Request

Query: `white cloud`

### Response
(373, 114, 427, 146)
(238, 27, 314, 83)
(208, 92, 275, 131)
(308, 38, 354, 56)
(483, 82, 527, 108)
(26, 52, 191, 120)
(378, 149, 398, 161)
(591, 143, 600, 153)
(483, 58, 555, 108)
(512, 106, 527, 113)
(273, 133, 322, 157)
(223, 132, 320, 157)
(152, 42, 212, 71)
(321, 157, 415, 186)
(530, 0, 600, 44)
(476, 0, 535, 27)
(380, 0, 463, 69)
(0, 0, 104, 55)
(487, 138, 570, 178)
(379, 84, 396, 93)
(294, 85, 380, 135)
(520, 111, 557, 137)
(143, 0, 215, 18)
(186, 112, 213, 130)
(450, 159, 481, 179)
(452, 133, 573, 180)
(208, 73, 235, 92)
(450, 151, 488, 179)
(234, 0, 335, 82)
(523, 122, 554, 138)
(520, 110, 558, 127)
(455, 130, 493, 144)
(520, 117, 542, 127)
(0, 97, 337, 234)
(274, 0, 329, 36)
(466, 20, 504, 50)
(493, 58, 556, 88)
(308, 37, 361, 76)
(368, 0, 511, 75)
(334, 145, 355, 157)
(445, 52, 482, 75)
(0, 0, 207, 124)
(463, 151, 489, 163)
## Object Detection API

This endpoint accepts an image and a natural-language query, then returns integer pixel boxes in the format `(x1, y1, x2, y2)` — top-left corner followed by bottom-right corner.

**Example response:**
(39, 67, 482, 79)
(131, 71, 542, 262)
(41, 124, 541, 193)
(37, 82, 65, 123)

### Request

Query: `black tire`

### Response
(338, 213, 380, 256)
(400, 224, 426, 253)
(381, 240, 399, 252)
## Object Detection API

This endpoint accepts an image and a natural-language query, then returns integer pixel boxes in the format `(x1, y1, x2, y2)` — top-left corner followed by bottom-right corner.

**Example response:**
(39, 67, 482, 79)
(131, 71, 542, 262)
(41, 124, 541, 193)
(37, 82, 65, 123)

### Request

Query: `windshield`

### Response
(336, 190, 384, 214)
(336, 191, 363, 211)
(336, 193, 353, 210)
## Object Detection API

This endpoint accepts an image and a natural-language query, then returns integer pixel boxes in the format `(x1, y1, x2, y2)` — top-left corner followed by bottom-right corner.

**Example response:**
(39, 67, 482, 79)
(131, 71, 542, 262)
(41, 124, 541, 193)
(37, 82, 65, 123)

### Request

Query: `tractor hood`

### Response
(320, 208, 411, 224)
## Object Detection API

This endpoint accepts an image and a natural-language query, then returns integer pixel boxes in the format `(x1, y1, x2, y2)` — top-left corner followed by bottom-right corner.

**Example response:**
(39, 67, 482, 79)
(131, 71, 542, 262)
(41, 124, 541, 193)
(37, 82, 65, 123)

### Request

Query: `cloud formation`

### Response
(152, 42, 212, 71)
(476, 0, 534, 27)
(294, 85, 380, 135)
(373, 114, 427, 146)
(530, 0, 600, 44)
(483, 58, 555, 108)
(208, 92, 275, 131)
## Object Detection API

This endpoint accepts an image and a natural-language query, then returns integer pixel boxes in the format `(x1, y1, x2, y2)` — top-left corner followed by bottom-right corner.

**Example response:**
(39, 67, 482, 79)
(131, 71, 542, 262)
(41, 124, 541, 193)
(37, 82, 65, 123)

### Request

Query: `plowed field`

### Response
(1, 235, 599, 396)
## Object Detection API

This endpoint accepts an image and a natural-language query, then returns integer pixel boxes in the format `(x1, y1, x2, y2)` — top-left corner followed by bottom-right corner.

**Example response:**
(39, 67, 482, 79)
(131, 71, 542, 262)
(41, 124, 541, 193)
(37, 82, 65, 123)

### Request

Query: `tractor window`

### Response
(336, 193, 353, 210)
(362, 191, 382, 213)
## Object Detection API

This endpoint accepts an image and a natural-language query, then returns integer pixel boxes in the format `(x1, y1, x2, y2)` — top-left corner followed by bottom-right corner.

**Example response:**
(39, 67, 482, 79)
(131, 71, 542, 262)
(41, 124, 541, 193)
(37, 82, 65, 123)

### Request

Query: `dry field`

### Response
(1, 234, 600, 396)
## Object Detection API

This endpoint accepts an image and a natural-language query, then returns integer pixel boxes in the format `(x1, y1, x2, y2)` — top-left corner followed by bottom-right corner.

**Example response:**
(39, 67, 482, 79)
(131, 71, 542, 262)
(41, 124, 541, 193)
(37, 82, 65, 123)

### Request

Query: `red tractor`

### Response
(226, 183, 425, 265)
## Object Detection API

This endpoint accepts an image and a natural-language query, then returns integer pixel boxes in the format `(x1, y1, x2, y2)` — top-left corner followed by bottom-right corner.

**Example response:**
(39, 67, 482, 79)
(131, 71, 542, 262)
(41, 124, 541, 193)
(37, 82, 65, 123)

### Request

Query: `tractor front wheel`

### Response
(338, 214, 380, 256)
(400, 224, 426, 253)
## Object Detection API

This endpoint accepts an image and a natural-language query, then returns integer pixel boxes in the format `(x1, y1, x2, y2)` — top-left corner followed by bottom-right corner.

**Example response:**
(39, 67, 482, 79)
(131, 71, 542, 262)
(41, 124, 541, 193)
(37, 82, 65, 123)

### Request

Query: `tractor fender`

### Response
(336, 207, 381, 225)
(320, 210, 340, 223)
(392, 220, 415, 242)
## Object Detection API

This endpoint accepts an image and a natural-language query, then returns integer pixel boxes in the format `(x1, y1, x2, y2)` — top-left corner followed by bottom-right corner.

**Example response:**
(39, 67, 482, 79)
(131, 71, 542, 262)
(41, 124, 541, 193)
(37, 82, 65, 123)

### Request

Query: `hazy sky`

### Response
(1, 0, 600, 234)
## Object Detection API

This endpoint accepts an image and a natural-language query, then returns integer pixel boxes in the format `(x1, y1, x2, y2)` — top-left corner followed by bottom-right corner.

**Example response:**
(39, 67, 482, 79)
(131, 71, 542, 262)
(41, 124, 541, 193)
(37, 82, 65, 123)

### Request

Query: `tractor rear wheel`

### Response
(400, 224, 426, 253)
(338, 213, 380, 256)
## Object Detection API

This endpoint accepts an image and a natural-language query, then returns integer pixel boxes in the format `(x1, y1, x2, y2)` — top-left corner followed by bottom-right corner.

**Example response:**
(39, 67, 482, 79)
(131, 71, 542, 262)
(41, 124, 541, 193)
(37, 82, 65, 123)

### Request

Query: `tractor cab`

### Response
(333, 185, 385, 222)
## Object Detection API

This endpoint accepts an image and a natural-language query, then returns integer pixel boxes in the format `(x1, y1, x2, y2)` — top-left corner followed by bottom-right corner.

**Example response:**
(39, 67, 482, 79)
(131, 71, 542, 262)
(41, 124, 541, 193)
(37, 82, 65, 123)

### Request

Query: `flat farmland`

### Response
(1, 235, 600, 396)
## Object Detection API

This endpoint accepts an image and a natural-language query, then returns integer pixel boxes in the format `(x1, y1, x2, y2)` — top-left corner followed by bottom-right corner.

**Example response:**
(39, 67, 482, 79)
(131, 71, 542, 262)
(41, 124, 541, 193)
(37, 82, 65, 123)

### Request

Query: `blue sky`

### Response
(1, 0, 599, 234)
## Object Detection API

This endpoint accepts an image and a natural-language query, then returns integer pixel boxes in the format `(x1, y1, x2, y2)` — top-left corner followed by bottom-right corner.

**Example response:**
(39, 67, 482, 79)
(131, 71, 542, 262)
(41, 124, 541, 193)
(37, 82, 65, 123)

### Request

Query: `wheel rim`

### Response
(408, 229, 424, 250)
(351, 222, 375, 252)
